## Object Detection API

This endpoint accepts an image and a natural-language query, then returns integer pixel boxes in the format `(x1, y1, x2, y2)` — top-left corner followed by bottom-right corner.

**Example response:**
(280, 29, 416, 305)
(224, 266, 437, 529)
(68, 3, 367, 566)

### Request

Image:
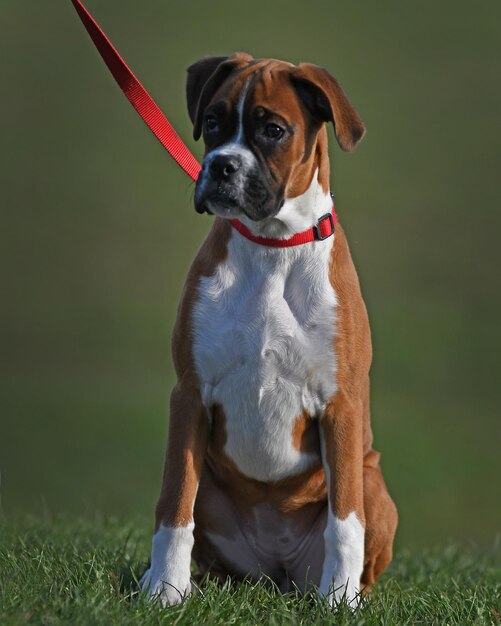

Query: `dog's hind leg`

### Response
(361, 450, 398, 589)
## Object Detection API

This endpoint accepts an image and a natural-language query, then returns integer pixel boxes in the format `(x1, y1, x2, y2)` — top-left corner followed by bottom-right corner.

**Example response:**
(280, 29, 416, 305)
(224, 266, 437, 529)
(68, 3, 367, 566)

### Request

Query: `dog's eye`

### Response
(204, 116, 219, 133)
(264, 123, 284, 140)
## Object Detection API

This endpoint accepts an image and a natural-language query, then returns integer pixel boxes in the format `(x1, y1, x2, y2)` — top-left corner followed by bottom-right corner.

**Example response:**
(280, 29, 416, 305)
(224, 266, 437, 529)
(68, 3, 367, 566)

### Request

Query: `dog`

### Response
(141, 52, 398, 608)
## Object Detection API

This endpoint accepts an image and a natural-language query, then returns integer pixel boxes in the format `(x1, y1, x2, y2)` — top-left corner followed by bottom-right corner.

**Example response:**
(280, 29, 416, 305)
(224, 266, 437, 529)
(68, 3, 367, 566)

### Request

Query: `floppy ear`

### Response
(290, 63, 365, 152)
(186, 52, 253, 140)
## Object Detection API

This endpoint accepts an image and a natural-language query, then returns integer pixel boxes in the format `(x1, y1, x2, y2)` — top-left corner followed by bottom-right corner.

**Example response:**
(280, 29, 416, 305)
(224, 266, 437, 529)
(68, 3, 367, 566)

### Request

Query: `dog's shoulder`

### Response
(171, 218, 231, 382)
(329, 223, 372, 411)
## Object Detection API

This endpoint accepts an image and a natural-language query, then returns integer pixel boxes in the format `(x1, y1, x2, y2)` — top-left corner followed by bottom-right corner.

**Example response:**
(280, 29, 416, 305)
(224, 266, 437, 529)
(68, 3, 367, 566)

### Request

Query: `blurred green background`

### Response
(1, 1, 500, 549)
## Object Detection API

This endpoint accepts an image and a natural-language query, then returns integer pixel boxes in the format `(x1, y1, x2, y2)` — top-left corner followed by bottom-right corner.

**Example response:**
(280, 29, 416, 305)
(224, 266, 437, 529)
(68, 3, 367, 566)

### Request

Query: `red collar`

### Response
(230, 208, 337, 248)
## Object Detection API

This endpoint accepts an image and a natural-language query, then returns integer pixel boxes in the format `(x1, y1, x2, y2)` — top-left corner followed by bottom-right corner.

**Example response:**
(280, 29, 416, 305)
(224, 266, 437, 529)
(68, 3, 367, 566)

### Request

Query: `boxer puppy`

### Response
(141, 52, 397, 608)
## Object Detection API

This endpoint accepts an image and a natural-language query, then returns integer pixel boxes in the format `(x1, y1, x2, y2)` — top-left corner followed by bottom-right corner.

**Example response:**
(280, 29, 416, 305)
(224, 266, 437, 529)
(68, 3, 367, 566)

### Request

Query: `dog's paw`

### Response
(140, 566, 192, 606)
(141, 524, 195, 606)
(319, 510, 364, 610)
(319, 579, 362, 610)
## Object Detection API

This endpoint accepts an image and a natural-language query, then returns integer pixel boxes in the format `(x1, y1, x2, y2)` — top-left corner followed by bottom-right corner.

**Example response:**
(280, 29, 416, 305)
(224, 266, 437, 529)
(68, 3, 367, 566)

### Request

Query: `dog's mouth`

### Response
(196, 186, 241, 217)
(195, 185, 282, 222)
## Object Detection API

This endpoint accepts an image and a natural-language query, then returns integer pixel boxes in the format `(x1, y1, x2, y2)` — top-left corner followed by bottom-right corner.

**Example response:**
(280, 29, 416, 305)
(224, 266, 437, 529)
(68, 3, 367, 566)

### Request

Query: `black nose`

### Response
(209, 154, 241, 181)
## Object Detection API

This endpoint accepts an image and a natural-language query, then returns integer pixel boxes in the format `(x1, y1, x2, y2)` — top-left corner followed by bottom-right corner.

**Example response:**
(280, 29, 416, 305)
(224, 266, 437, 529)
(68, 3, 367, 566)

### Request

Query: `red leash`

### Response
(70, 0, 201, 181)
(70, 0, 336, 247)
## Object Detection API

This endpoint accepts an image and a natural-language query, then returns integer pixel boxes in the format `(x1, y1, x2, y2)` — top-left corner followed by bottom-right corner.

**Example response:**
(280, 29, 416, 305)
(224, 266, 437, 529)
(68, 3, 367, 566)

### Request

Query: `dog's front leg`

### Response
(141, 381, 209, 606)
(318, 392, 365, 608)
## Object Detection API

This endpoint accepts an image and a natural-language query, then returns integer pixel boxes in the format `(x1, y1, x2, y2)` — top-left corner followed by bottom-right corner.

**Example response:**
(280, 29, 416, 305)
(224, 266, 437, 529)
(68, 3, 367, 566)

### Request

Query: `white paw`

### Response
(319, 511, 365, 609)
(141, 523, 195, 607)
(140, 566, 192, 606)
(319, 577, 361, 609)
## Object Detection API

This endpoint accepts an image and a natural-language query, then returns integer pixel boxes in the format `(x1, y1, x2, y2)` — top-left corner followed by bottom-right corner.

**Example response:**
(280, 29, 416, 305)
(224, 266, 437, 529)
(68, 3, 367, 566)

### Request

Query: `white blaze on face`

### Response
(198, 79, 259, 216)
(233, 80, 249, 145)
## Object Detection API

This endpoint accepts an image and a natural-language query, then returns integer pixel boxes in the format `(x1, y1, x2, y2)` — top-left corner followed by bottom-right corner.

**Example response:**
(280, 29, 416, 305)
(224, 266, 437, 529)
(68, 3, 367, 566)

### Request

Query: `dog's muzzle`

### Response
(195, 152, 281, 221)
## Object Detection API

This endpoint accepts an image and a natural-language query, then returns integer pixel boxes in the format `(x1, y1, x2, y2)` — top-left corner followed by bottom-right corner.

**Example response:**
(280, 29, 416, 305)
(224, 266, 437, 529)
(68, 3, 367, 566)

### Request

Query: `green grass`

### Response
(1, 516, 499, 625)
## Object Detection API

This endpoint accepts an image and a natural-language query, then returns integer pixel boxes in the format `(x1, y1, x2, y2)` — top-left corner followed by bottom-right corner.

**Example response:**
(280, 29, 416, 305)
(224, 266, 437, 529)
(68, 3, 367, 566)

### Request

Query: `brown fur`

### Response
(186, 53, 364, 203)
(154, 219, 231, 530)
(204, 404, 327, 515)
(292, 411, 322, 455)
(153, 53, 397, 590)
(156, 219, 397, 585)
(327, 224, 398, 580)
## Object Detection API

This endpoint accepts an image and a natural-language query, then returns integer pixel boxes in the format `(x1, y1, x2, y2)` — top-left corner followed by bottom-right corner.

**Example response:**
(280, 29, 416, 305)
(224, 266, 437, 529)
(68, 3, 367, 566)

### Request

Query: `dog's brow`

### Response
(207, 101, 228, 117)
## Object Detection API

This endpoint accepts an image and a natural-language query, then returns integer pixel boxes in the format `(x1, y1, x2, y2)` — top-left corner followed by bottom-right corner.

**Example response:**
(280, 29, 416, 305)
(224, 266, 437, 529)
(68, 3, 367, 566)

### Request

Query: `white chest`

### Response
(192, 231, 338, 481)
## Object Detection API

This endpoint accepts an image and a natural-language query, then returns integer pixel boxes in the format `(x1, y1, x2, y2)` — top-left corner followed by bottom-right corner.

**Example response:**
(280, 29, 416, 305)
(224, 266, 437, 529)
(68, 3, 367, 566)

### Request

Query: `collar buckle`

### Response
(313, 212, 335, 241)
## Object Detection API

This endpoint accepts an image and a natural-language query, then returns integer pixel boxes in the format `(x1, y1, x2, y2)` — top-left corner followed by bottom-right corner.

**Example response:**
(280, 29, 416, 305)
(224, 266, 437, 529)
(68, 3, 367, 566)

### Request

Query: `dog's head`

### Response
(187, 52, 365, 229)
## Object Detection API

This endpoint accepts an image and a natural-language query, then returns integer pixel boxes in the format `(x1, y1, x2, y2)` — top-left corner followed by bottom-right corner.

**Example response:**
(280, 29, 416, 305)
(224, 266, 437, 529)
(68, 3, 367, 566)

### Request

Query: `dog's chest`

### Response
(192, 233, 337, 482)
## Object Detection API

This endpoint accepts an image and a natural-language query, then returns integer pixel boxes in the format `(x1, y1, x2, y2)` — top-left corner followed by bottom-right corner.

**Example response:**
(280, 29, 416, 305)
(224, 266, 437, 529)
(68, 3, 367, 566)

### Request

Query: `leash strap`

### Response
(70, 0, 201, 181)
(70, 0, 338, 247)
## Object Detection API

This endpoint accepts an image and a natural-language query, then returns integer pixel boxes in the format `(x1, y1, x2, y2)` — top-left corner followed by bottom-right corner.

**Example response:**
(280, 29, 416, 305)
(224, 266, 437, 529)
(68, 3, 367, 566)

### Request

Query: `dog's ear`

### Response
(290, 63, 365, 152)
(186, 52, 253, 140)
(186, 56, 228, 129)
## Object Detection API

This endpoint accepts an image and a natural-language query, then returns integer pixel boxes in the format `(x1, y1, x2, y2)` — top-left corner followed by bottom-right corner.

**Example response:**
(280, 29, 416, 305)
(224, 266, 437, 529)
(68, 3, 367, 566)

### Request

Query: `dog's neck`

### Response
(237, 170, 333, 239)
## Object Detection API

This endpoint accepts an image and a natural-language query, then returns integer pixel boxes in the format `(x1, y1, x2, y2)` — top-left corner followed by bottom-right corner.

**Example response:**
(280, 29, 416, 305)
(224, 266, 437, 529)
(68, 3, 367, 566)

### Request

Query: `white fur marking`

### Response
(319, 436, 364, 607)
(201, 79, 257, 192)
(319, 511, 364, 607)
(234, 80, 250, 144)
(193, 177, 337, 481)
(141, 524, 194, 606)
